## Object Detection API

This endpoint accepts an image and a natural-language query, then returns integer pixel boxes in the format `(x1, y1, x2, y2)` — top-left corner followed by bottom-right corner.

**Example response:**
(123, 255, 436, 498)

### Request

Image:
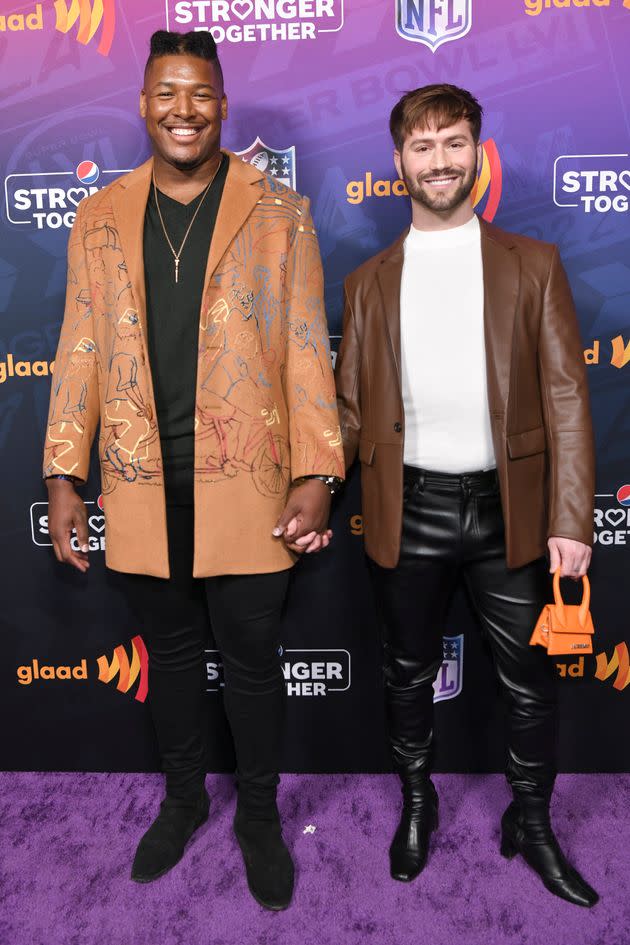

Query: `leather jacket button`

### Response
(394, 422, 402, 433)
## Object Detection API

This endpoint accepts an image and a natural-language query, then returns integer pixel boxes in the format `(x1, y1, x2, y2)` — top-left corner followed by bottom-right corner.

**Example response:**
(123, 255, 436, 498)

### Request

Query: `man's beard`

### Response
(169, 154, 205, 171)
(401, 155, 478, 213)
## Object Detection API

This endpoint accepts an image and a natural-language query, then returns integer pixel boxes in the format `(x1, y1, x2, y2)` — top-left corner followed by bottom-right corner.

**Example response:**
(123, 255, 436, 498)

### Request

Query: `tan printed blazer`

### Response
(43, 151, 344, 578)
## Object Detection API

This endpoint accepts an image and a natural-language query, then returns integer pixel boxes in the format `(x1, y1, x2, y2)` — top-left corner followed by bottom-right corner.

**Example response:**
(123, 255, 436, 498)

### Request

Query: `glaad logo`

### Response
(16, 637, 148, 701)
(0, 354, 54, 385)
(584, 336, 630, 370)
(236, 138, 296, 190)
(396, 0, 472, 51)
(166, 0, 344, 44)
(206, 647, 351, 696)
(555, 656, 586, 678)
(97, 636, 149, 703)
(595, 643, 630, 691)
(0, 2, 115, 56)
(433, 634, 464, 703)
(553, 154, 630, 214)
(593, 486, 630, 547)
(53, 0, 116, 56)
(0, 4, 44, 32)
(525, 0, 620, 16)
(17, 658, 88, 686)
(4, 161, 129, 230)
(30, 495, 106, 552)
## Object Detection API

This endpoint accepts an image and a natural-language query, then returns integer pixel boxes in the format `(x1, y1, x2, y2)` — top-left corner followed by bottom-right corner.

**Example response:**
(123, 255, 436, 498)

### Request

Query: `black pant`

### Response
(369, 465, 557, 795)
(119, 504, 290, 811)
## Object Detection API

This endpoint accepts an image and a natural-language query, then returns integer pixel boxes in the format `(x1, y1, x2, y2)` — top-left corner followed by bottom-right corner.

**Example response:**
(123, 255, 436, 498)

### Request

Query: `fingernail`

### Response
(81, 545, 89, 553)
(272, 527, 283, 537)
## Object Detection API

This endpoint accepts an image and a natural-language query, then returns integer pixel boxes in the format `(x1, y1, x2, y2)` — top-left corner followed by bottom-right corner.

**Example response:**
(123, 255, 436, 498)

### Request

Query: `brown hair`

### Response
(389, 84, 483, 150)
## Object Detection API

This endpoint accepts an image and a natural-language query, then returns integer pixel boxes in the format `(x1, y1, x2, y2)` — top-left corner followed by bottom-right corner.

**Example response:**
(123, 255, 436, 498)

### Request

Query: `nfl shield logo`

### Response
(396, 0, 472, 52)
(236, 137, 297, 191)
(433, 634, 464, 703)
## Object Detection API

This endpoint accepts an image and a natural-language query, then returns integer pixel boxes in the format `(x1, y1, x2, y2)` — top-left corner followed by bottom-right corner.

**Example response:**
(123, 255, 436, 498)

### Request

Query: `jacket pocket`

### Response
(507, 426, 546, 460)
(359, 437, 376, 466)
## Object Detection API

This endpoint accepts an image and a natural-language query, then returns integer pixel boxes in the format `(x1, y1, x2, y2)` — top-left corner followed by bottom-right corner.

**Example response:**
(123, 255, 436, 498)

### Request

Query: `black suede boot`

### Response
(131, 789, 210, 883)
(500, 794, 599, 908)
(233, 794, 294, 911)
(390, 761, 439, 882)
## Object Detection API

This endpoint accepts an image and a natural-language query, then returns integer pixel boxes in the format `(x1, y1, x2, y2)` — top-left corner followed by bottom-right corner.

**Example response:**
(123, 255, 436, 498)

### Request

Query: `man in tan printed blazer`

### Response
(43, 30, 343, 911)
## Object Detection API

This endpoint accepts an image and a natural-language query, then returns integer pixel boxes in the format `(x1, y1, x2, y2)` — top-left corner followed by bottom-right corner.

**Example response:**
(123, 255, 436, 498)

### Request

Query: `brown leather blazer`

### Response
(335, 217, 595, 570)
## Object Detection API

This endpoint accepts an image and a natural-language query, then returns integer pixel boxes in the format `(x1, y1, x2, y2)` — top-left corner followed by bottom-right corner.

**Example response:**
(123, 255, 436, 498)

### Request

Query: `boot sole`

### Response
(131, 806, 210, 884)
(246, 885, 292, 912)
(391, 868, 425, 883)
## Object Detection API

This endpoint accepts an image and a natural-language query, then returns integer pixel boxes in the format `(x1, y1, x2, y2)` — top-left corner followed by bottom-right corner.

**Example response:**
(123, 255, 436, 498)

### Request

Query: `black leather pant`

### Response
(369, 465, 557, 796)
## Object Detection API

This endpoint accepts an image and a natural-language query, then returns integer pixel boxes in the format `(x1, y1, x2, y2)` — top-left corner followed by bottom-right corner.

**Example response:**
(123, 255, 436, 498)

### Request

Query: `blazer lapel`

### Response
(110, 159, 152, 337)
(480, 219, 520, 422)
(200, 149, 265, 300)
(109, 151, 265, 335)
(375, 230, 407, 397)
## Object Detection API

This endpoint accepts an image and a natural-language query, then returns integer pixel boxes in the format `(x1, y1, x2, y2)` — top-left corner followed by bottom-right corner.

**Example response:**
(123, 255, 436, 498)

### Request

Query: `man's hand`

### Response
(272, 479, 332, 555)
(547, 537, 591, 580)
(46, 479, 90, 573)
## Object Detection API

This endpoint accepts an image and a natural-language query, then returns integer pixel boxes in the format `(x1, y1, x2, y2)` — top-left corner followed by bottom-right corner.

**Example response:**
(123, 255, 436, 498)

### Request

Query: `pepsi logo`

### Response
(616, 485, 630, 507)
(76, 161, 100, 185)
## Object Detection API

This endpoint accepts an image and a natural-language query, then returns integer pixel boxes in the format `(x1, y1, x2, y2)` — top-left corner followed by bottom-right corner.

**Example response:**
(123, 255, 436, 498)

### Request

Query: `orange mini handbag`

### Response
(529, 570, 595, 656)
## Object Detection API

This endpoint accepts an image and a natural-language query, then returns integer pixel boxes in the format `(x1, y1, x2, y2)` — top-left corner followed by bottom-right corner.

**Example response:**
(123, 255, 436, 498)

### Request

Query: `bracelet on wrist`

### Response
(292, 474, 343, 496)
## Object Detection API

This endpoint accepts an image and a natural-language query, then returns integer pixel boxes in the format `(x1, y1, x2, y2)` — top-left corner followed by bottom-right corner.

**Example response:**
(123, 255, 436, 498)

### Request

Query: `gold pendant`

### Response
(175, 257, 179, 283)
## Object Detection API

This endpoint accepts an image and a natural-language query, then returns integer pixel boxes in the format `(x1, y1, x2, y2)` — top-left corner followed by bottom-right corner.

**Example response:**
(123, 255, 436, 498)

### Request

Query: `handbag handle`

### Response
(552, 570, 591, 627)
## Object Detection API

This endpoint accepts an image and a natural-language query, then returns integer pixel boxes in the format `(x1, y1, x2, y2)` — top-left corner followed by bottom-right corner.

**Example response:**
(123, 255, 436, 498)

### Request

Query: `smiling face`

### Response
(394, 118, 481, 217)
(140, 54, 227, 173)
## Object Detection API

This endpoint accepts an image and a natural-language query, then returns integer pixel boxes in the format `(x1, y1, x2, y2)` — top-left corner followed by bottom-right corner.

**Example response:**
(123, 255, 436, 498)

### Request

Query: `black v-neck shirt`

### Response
(143, 154, 228, 504)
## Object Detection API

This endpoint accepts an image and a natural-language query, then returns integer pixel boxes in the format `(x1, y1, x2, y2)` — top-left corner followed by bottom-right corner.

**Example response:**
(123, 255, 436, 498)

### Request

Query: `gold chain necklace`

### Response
(152, 157, 222, 284)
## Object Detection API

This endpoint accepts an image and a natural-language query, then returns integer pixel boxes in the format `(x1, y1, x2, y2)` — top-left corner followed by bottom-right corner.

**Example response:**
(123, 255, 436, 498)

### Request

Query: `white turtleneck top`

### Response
(399, 214, 496, 473)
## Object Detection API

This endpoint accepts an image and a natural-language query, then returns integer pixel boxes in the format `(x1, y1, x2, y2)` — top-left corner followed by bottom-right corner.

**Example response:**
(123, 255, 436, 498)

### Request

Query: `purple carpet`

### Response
(0, 772, 628, 945)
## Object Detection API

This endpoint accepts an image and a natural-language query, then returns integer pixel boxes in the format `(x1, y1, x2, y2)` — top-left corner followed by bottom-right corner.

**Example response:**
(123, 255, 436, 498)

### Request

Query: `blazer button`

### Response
(394, 422, 402, 433)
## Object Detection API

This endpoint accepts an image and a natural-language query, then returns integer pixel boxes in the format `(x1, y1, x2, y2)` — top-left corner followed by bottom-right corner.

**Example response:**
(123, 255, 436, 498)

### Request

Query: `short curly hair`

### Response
(145, 30, 223, 86)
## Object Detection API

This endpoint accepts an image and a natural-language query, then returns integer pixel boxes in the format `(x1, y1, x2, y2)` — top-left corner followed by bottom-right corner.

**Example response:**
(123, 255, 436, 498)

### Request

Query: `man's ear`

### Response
(221, 94, 228, 122)
(393, 149, 402, 180)
(139, 89, 147, 120)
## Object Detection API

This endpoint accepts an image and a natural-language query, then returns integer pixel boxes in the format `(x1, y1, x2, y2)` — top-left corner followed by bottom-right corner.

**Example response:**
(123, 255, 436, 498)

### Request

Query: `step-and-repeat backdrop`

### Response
(2, 0, 629, 774)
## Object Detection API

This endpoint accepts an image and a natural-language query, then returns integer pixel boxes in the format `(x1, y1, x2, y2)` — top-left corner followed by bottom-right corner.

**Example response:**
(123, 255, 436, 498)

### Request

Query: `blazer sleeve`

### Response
(283, 195, 345, 481)
(334, 278, 362, 472)
(42, 200, 100, 483)
(538, 245, 595, 546)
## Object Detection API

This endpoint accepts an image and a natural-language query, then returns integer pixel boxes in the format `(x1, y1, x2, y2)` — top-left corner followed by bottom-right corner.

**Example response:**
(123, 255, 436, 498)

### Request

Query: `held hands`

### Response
(46, 479, 90, 573)
(547, 537, 591, 580)
(272, 479, 332, 555)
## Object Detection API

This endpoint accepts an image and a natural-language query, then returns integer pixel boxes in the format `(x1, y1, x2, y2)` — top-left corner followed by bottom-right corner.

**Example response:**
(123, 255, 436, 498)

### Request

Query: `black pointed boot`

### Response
(131, 789, 210, 883)
(233, 790, 294, 911)
(389, 760, 439, 882)
(500, 793, 599, 908)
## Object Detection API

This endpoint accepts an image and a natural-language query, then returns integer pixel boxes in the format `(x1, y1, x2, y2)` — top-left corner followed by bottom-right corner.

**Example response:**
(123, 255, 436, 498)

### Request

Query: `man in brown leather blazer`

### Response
(335, 85, 597, 907)
(43, 31, 343, 910)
